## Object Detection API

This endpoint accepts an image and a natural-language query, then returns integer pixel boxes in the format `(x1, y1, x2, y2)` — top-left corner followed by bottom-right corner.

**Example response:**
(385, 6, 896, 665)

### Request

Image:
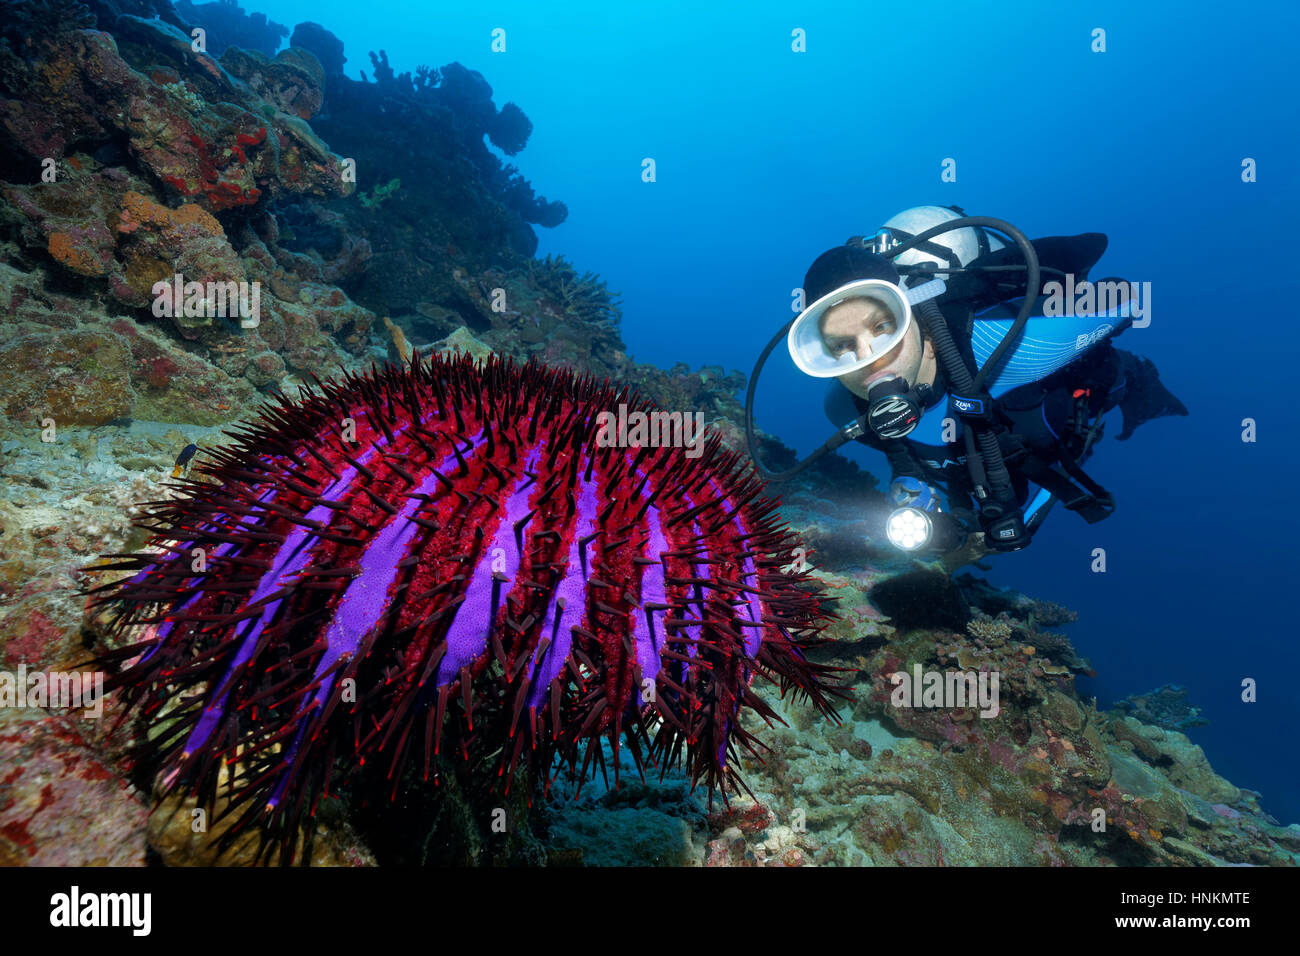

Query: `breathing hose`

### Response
(743, 317, 859, 482)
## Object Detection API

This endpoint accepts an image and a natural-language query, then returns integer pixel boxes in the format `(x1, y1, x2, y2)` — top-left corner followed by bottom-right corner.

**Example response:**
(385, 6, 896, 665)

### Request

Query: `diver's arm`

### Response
(828, 382, 998, 566)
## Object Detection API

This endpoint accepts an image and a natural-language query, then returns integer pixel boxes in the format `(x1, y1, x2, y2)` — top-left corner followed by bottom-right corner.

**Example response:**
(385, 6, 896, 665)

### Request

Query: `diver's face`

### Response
(819, 298, 925, 401)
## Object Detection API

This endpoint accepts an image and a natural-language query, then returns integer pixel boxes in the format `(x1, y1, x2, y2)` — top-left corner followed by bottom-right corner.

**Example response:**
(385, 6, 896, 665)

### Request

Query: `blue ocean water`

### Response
(256, 0, 1299, 822)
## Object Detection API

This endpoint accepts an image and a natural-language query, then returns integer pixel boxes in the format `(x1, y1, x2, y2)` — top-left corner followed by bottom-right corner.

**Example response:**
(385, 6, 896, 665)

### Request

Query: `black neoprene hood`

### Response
(803, 245, 901, 303)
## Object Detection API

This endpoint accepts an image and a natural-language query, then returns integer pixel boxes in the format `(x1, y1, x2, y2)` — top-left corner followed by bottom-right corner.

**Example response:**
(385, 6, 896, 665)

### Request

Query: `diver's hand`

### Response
(935, 532, 994, 573)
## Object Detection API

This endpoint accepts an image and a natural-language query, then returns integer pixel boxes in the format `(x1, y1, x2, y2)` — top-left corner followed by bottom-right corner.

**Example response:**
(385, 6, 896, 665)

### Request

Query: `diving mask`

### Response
(787, 277, 946, 378)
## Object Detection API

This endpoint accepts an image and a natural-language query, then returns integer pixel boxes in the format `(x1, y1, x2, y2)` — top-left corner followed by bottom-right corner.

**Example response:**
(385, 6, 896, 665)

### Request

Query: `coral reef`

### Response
(0, 0, 864, 868)
(528, 253, 622, 327)
(0, 260, 259, 425)
(172, 0, 288, 58)
(471, 551, 1299, 868)
(1114, 683, 1209, 731)
(0, 707, 148, 865)
(0, 1, 821, 454)
(679, 562, 1300, 867)
(289, 21, 344, 77)
(220, 45, 324, 121)
(0, 10, 375, 408)
(0, 0, 95, 49)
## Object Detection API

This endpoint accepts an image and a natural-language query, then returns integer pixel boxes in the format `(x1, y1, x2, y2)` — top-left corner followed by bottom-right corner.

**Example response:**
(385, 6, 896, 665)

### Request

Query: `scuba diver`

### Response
(744, 206, 1188, 570)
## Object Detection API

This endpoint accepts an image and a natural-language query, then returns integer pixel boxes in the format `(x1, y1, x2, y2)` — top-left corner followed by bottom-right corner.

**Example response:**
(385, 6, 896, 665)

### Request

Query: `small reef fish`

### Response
(171, 443, 199, 479)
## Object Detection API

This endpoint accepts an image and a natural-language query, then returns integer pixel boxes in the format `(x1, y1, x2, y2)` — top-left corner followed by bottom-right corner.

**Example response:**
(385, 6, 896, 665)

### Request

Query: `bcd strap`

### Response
(998, 432, 1116, 524)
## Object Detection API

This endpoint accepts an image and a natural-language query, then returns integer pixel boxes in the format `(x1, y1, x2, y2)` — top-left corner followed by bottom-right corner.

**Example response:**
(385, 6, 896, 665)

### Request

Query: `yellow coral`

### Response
(47, 231, 105, 276)
(119, 191, 225, 242)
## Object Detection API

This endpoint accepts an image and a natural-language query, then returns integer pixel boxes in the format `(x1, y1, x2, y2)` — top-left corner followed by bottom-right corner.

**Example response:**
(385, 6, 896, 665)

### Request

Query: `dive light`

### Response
(885, 506, 966, 553)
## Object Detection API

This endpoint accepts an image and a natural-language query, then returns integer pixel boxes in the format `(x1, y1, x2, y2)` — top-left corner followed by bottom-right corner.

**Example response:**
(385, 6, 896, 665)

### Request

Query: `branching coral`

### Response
(365, 49, 399, 89)
(413, 64, 439, 91)
(966, 612, 1015, 644)
(527, 253, 622, 327)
